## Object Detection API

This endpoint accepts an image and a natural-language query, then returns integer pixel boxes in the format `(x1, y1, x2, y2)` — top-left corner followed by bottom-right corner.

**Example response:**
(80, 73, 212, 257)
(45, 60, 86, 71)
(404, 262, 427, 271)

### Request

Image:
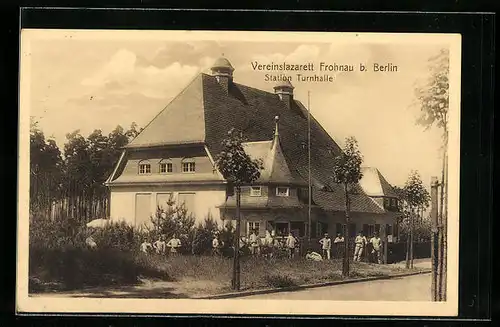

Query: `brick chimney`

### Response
(210, 56, 234, 94)
(273, 78, 294, 108)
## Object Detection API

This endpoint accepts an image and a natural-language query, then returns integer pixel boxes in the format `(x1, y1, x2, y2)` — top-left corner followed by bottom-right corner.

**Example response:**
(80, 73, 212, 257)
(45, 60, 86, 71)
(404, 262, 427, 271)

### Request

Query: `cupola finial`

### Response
(274, 115, 280, 137)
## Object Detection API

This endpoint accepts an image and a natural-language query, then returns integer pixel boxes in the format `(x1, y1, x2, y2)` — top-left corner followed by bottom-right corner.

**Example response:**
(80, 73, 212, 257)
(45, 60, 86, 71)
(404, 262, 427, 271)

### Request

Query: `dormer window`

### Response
(276, 187, 290, 197)
(181, 158, 196, 173)
(159, 159, 173, 174)
(138, 160, 151, 175)
(250, 186, 262, 197)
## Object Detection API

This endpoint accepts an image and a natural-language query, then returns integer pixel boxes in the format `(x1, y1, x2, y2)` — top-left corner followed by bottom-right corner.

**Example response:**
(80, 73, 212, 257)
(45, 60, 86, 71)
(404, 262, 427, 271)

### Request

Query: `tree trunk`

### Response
(442, 142, 448, 301)
(437, 144, 447, 301)
(342, 183, 350, 277)
(405, 212, 410, 269)
(410, 207, 414, 268)
(232, 186, 241, 290)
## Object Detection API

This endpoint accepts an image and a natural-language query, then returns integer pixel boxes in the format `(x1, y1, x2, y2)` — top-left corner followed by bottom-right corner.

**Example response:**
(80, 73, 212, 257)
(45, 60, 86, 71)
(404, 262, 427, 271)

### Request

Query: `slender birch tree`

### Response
(403, 171, 430, 268)
(331, 136, 363, 277)
(215, 128, 263, 291)
(414, 48, 449, 298)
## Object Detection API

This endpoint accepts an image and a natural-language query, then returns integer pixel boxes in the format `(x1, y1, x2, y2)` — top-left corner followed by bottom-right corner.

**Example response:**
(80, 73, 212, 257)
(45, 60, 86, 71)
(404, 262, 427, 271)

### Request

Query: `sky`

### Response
(24, 30, 452, 188)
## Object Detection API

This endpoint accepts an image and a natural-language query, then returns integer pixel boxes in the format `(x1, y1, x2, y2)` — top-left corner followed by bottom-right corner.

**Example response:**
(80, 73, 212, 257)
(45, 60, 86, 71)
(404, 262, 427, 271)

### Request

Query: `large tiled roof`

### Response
(123, 72, 390, 213)
(125, 75, 205, 148)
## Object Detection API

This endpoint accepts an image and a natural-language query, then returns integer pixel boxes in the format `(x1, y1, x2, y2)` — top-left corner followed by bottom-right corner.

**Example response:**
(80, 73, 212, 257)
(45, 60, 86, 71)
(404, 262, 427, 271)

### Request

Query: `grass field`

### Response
(30, 247, 427, 298)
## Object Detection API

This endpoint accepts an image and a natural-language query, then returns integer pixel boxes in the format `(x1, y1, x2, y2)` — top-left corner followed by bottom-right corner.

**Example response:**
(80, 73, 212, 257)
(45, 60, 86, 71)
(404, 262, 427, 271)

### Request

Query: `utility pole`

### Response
(430, 176, 439, 301)
(307, 91, 312, 244)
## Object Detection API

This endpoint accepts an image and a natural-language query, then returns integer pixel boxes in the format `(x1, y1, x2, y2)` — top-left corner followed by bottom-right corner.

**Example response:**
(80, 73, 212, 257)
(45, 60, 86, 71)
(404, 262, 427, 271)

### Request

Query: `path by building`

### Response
(236, 272, 432, 301)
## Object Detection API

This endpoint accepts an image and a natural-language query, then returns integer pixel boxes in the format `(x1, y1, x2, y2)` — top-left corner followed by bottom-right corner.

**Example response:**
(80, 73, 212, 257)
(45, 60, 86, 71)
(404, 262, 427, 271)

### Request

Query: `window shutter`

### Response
(349, 223, 356, 238)
(335, 223, 342, 236)
(363, 224, 369, 236)
(226, 183, 234, 197)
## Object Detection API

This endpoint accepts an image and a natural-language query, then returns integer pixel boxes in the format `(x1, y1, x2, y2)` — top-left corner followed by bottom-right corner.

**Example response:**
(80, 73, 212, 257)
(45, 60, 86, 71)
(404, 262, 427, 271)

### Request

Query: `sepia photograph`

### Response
(17, 30, 461, 316)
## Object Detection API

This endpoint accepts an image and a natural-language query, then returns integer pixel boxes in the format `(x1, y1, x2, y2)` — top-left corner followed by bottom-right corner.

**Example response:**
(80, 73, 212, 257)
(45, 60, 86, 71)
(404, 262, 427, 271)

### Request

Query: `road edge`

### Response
(193, 269, 431, 300)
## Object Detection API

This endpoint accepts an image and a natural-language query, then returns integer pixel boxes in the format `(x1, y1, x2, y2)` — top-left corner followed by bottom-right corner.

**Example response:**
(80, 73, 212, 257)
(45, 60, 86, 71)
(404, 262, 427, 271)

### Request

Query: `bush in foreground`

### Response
(29, 246, 174, 292)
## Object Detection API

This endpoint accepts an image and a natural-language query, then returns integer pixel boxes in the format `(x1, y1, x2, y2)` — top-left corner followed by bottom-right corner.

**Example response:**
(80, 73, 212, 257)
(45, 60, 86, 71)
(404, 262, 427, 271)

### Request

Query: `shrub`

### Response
(29, 215, 87, 250)
(92, 221, 143, 252)
(192, 215, 219, 255)
(263, 273, 297, 288)
(29, 246, 175, 292)
(149, 200, 196, 241)
(218, 220, 235, 249)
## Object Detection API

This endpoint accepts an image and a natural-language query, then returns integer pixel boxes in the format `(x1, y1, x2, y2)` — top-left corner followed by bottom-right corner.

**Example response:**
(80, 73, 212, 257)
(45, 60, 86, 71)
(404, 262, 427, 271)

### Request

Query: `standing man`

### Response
(319, 233, 332, 260)
(285, 231, 297, 259)
(333, 232, 345, 259)
(249, 229, 260, 256)
(369, 232, 383, 264)
(353, 231, 366, 262)
(263, 230, 274, 258)
(212, 233, 223, 256)
(140, 238, 153, 255)
(153, 235, 166, 255)
(166, 234, 182, 256)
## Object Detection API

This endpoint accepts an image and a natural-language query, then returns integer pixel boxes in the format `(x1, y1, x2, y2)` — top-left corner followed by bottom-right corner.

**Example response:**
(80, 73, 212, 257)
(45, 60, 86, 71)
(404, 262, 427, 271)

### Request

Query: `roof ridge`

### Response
(233, 81, 278, 97)
(243, 140, 273, 145)
(127, 72, 203, 147)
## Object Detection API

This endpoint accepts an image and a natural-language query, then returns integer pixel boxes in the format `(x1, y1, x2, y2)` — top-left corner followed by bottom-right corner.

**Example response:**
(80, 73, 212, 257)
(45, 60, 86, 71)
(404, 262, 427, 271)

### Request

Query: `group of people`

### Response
(140, 234, 182, 255)
(136, 229, 384, 263)
(305, 231, 384, 264)
(354, 231, 383, 264)
(305, 232, 344, 261)
(212, 229, 302, 259)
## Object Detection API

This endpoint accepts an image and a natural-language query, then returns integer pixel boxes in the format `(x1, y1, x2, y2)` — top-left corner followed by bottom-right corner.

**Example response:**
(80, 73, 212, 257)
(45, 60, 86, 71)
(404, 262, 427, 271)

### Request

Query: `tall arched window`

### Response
(138, 160, 151, 175)
(159, 159, 173, 174)
(181, 157, 196, 173)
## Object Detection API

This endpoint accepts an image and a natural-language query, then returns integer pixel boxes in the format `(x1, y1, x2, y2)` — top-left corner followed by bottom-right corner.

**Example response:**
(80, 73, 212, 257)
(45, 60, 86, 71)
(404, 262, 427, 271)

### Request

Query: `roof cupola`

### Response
(273, 78, 294, 107)
(211, 56, 234, 93)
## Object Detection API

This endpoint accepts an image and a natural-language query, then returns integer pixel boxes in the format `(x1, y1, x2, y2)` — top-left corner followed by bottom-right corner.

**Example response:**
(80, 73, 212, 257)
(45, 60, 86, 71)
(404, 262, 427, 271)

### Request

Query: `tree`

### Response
(30, 119, 65, 218)
(403, 171, 430, 269)
(29, 122, 142, 222)
(414, 48, 449, 299)
(331, 136, 363, 277)
(215, 127, 263, 290)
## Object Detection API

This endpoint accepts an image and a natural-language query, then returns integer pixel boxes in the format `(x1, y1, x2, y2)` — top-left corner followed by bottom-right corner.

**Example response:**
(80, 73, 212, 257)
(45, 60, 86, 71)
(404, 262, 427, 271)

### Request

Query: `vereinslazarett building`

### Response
(105, 57, 401, 241)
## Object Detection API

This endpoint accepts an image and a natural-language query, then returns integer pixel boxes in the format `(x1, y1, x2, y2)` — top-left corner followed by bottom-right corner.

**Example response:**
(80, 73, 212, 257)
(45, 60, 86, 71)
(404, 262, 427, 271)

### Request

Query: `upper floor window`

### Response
(159, 159, 173, 174)
(276, 187, 290, 197)
(250, 186, 262, 197)
(384, 197, 390, 207)
(138, 160, 151, 175)
(181, 158, 196, 173)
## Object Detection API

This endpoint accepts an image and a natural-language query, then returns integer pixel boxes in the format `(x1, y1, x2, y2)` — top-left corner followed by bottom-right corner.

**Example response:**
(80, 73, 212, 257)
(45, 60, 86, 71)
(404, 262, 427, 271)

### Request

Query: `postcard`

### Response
(17, 29, 461, 316)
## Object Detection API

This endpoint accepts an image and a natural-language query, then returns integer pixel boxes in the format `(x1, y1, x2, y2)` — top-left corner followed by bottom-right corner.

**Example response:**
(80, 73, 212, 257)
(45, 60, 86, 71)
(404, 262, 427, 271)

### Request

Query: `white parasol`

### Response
(86, 218, 110, 228)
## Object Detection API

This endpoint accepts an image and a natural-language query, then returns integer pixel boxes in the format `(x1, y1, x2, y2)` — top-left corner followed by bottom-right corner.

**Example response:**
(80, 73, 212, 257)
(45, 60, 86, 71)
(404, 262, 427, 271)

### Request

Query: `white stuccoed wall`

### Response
(110, 187, 227, 227)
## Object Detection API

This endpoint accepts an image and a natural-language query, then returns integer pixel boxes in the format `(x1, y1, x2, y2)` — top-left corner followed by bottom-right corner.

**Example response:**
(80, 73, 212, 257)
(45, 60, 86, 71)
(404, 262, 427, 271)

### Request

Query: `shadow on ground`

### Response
(30, 282, 190, 299)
